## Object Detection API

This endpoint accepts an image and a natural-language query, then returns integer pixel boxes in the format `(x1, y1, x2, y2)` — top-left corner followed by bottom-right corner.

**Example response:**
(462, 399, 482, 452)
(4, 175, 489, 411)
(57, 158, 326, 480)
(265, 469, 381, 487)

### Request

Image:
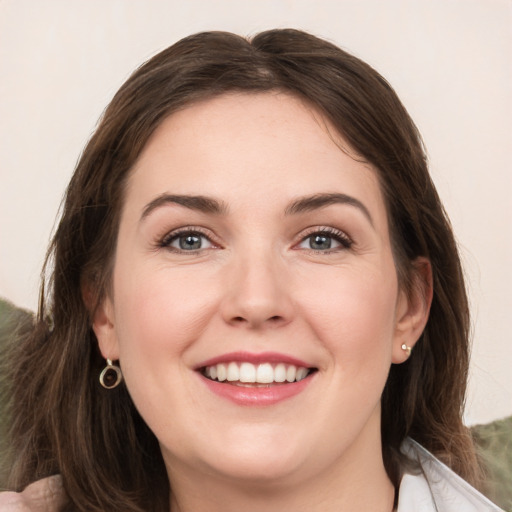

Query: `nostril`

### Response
(228, 314, 288, 328)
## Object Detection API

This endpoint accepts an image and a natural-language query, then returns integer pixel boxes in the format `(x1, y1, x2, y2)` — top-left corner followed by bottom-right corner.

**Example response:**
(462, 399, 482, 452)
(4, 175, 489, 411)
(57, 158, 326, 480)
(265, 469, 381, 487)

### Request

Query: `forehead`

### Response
(125, 92, 387, 226)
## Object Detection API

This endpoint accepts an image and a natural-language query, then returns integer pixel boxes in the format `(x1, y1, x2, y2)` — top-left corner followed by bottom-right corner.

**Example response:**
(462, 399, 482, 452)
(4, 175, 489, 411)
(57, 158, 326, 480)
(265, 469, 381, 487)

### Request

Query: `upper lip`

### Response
(194, 351, 314, 370)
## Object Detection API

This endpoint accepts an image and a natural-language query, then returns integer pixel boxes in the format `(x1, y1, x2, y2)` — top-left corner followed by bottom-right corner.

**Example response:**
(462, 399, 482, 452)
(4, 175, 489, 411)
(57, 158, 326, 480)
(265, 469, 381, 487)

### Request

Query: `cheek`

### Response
(296, 264, 398, 367)
(109, 265, 221, 432)
(111, 264, 220, 366)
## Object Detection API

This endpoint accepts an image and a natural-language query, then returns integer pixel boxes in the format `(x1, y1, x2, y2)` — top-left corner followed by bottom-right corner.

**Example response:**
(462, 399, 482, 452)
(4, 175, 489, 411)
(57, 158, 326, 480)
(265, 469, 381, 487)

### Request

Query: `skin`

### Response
(93, 92, 431, 512)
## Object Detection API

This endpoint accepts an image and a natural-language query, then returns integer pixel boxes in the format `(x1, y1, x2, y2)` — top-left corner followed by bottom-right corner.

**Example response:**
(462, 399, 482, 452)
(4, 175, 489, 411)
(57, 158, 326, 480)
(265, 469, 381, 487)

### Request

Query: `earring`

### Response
(401, 344, 412, 357)
(99, 359, 123, 389)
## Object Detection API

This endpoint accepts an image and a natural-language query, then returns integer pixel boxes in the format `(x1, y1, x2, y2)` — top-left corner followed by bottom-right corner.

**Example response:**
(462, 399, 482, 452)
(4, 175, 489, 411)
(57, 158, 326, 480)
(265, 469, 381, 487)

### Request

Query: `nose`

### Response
(220, 251, 294, 329)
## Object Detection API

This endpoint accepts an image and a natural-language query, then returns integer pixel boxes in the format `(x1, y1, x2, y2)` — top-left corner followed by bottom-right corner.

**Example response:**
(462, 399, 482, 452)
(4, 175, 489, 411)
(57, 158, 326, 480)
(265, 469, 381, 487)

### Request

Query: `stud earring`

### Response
(99, 359, 123, 389)
(401, 344, 412, 357)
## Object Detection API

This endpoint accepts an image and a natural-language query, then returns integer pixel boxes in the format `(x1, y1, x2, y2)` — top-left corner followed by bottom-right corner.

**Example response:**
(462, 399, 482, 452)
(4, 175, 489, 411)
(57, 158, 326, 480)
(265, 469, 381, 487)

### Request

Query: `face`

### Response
(94, 92, 426, 488)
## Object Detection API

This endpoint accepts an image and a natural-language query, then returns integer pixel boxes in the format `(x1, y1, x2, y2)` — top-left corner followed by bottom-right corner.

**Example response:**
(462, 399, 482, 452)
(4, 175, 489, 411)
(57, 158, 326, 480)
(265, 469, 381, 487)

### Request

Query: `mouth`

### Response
(195, 352, 318, 405)
(200, 362, 316, 387)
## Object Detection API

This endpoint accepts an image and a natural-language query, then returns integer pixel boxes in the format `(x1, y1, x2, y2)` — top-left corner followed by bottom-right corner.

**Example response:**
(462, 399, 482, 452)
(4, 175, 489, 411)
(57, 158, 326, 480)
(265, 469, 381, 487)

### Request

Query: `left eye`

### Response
(165, 232, 214, 251)
(297, 231, 351, 251)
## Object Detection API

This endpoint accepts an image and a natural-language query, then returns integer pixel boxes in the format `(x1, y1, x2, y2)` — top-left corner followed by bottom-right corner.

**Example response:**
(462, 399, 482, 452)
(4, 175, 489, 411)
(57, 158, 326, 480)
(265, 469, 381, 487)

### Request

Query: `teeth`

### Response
(274, 363, 286, 382)
(256, 363, 274, 383)
(204, 362, 311, 384)
(239, 362, 256, 382)
(227, 362, 239, 381)
(286, 365, 296, 382)
(217, 364, 227, 382)
(296, 367, 308, 381)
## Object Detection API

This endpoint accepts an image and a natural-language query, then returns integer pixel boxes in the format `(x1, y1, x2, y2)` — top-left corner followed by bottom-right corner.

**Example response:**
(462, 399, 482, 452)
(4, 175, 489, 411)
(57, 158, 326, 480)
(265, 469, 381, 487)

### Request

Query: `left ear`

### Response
(392, 257, 433, 364)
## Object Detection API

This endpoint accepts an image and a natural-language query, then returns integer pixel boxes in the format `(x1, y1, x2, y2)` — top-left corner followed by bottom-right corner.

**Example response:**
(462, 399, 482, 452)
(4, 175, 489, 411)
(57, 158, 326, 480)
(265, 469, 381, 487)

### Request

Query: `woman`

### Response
(0, 29, 503, 511)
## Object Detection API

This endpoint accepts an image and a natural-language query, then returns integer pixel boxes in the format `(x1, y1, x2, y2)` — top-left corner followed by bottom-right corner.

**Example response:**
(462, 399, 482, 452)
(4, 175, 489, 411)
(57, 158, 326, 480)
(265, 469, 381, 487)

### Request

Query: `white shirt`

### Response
(398, 438, 504, 511)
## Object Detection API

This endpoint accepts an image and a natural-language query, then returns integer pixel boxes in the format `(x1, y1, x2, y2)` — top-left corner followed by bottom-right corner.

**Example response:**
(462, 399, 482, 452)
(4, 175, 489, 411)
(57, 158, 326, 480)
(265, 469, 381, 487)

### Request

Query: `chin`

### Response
(208, 450, 306, 485)
(194, 427, 311, 484)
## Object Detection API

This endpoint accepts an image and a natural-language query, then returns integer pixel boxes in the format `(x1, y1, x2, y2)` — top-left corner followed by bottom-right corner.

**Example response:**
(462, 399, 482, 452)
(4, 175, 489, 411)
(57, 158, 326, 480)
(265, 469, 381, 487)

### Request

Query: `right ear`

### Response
(91, 297, 120, 361)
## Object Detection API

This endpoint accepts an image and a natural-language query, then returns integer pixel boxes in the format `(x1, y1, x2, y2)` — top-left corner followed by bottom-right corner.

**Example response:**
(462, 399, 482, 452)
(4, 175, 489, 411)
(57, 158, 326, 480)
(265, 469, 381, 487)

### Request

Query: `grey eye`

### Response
(179, 234, 202, 250)
(309, 234, 333, 250)
(297, 230, 351, 252)
(167, 232, 213, 251)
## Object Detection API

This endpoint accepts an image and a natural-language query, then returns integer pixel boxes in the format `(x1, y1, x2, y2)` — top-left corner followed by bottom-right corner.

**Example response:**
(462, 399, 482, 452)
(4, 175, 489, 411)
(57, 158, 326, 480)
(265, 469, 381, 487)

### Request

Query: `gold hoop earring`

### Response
(99, 359, 122, 389)
(401, 344, 412, 357)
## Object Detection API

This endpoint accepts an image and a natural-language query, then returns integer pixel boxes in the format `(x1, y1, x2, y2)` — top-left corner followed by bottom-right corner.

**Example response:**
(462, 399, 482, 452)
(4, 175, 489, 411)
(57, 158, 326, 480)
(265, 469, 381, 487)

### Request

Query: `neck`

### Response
(165, 412, 395, 512)
(169, 465, 395, 512)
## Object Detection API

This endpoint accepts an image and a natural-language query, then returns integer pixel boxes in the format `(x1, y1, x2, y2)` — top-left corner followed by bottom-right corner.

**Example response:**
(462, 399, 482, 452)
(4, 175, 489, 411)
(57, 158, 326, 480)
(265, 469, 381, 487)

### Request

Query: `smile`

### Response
(202, 362, 312, 386)
(196, 352, 317, 405)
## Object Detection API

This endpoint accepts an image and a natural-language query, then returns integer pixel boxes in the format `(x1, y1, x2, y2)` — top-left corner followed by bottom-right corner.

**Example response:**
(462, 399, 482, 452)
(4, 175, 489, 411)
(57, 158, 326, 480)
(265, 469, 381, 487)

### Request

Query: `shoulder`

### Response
(398, 438, 504, 512)
(0, 475, 67, 512)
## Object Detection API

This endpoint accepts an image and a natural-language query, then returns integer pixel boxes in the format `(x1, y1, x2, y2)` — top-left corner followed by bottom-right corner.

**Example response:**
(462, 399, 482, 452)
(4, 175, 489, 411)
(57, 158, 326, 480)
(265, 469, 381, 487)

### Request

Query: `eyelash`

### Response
(157, 226, 353, 254)
(296, 227, 353, 253)
(158, 227, 217, 253)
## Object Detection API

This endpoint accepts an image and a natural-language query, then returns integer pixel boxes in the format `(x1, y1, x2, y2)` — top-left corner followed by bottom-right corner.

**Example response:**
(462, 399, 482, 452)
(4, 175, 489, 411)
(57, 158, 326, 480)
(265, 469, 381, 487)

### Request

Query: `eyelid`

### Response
(155, 224, 352, 254)
(158, 226, 221, 252)
(294, 226, 353, 252)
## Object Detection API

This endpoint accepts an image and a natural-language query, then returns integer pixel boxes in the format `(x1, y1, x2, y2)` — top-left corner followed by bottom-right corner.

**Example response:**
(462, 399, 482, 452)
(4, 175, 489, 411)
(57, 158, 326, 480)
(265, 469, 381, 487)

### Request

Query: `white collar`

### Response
(397, 438, 503, 511)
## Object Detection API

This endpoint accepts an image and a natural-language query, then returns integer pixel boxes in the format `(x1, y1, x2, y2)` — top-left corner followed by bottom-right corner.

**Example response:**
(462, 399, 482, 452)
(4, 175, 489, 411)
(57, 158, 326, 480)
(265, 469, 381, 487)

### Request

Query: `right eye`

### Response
(161, 230, 215, 252)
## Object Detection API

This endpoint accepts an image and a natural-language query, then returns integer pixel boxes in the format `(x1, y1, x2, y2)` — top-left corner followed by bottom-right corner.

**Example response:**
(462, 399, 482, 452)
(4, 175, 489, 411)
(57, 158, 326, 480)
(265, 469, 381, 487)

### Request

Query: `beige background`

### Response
(0, 0, 511, 425)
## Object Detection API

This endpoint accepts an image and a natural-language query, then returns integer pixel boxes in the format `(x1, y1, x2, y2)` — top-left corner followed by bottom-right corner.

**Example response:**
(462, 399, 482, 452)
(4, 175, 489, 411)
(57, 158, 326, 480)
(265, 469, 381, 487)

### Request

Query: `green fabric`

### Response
(472, 415, 512, 511)
(0, 298, 511, 509)
(0, 298, 34, 487)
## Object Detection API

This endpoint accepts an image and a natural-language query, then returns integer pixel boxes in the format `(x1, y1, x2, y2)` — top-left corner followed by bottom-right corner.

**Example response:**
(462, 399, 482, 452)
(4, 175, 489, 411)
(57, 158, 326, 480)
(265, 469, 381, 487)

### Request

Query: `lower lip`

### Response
(199, 374, 314, 406)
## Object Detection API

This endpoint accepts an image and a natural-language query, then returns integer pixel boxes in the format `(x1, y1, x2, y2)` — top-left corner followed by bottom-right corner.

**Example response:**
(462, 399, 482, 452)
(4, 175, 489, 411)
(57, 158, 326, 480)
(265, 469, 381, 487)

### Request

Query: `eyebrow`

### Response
(285, 193, 373, 225)
(140, 192, 373, 225)
(141, 194, 228, 220)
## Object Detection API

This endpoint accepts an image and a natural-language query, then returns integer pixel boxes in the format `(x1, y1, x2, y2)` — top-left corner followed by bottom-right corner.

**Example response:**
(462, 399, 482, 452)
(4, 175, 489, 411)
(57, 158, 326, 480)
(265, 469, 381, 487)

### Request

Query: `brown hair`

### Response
(2, 29, 481, 510)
